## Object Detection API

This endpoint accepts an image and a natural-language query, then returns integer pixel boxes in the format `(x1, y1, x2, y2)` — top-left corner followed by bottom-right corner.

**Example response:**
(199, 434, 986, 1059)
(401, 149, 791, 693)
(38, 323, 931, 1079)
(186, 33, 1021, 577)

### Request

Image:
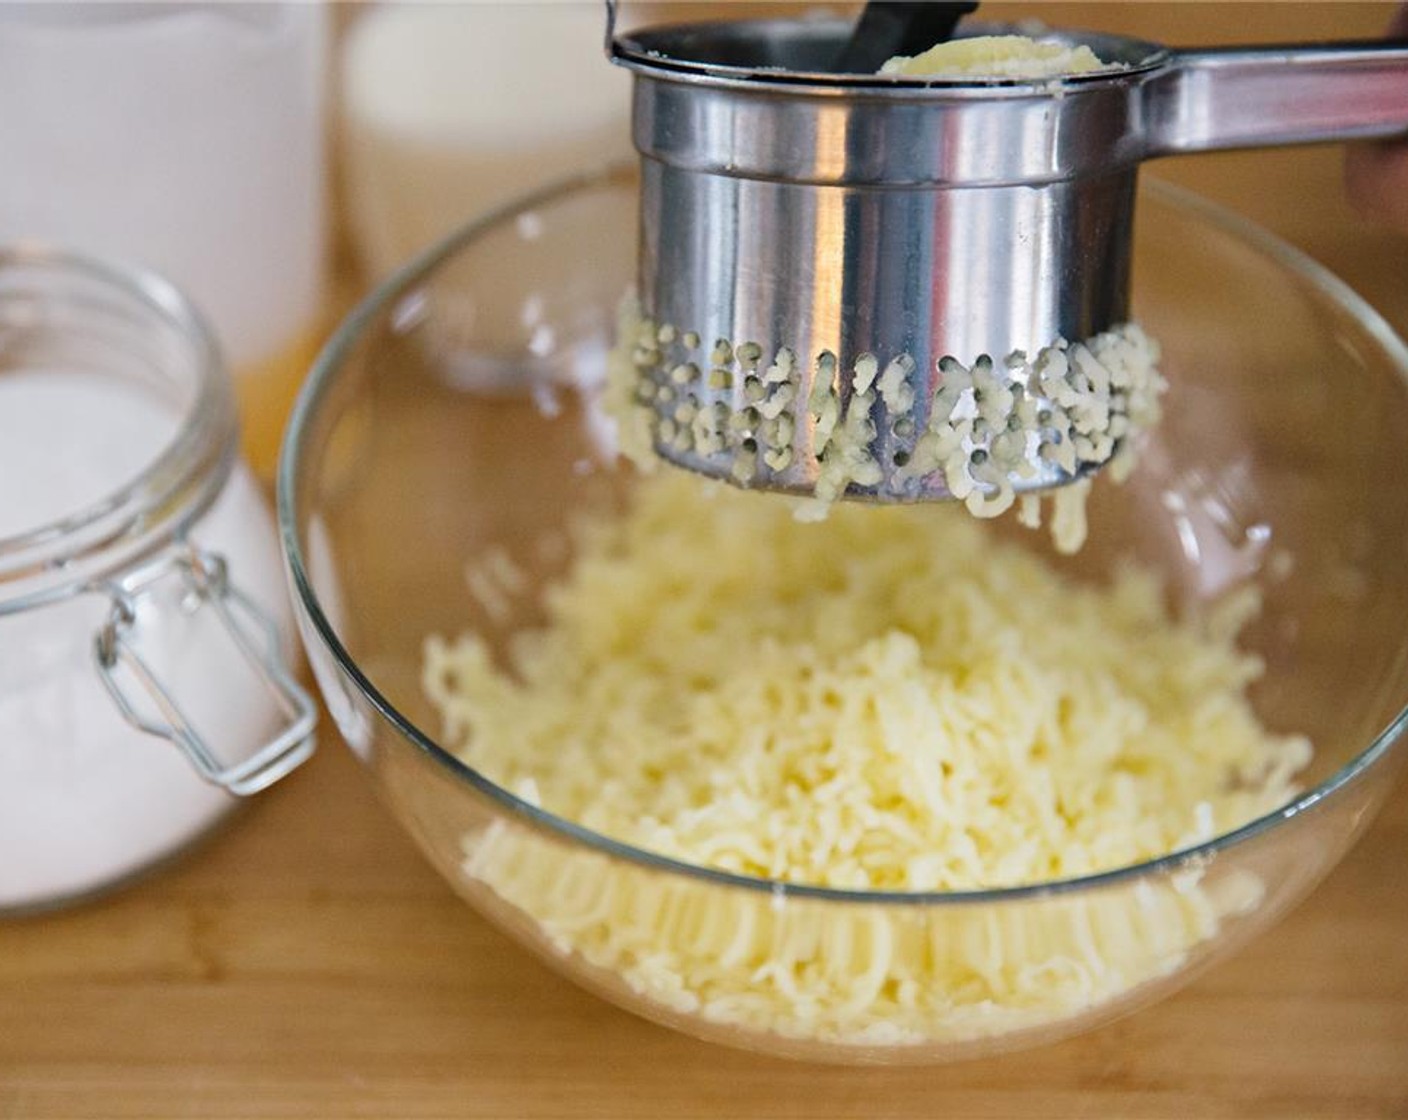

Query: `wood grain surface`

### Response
(3, 4, 1407, 1118)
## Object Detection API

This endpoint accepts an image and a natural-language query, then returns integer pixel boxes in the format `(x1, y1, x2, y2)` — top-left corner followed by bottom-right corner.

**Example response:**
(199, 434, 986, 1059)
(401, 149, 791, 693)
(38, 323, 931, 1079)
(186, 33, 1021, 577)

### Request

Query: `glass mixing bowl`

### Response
(278, 167, 1408, 1064)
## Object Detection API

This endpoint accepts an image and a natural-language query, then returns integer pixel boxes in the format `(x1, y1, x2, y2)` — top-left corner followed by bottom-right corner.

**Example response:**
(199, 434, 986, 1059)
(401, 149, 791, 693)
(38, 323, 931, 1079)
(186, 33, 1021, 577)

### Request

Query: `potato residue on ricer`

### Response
(424, 468, 1310, 1044)
(604, 297, 1167, 556)
(881, 34, 1108, 79)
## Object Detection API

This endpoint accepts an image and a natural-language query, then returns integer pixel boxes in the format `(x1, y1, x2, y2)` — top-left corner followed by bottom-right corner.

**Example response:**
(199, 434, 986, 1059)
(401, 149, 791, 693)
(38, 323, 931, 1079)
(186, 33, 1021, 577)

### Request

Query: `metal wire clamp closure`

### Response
(93, 545, 316, 796)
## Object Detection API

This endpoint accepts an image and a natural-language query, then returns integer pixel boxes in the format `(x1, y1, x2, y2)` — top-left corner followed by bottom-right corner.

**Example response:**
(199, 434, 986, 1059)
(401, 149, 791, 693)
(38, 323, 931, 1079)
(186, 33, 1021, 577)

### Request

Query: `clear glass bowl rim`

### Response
(277, 165, 1408, 908)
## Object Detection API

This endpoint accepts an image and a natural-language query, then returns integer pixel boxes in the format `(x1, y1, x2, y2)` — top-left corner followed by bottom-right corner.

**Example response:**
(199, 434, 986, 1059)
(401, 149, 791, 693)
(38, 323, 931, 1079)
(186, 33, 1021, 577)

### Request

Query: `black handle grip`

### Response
(832, 1, 980, 73)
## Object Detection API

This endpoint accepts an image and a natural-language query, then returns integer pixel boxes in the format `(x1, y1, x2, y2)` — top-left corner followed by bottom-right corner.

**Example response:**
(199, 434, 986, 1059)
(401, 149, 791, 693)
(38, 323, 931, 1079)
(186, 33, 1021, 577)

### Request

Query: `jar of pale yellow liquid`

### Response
(340, 2, 632, 281)
(0, 2, 328, 479)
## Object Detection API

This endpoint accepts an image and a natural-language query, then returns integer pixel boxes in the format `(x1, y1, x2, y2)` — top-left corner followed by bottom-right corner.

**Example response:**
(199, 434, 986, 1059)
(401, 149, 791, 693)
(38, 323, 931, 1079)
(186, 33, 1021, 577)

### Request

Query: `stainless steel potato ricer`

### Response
(605, 5, 1408, 504)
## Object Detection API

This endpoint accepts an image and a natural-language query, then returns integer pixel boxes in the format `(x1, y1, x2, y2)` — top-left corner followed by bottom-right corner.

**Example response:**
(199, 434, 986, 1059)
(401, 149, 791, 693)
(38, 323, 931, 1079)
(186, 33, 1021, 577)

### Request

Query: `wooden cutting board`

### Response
(3, 4, 1406, 1117)
(2, 745, 1406, 1120)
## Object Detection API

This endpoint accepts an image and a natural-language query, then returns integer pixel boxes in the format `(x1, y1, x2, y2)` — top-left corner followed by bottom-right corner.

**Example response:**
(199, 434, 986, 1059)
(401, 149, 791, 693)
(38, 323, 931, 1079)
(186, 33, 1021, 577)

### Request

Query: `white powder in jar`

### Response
(0, 370, 296, 911)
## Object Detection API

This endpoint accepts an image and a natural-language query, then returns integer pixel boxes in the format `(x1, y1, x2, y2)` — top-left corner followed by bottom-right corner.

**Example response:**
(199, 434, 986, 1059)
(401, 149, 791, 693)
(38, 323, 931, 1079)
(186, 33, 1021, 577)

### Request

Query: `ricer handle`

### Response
(1145, 41, 1408, 156)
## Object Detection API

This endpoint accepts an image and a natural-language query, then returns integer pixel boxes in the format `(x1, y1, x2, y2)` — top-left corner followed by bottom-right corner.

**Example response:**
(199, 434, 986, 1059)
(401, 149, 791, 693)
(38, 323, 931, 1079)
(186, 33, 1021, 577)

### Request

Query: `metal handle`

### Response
(1146, 41, 1408, 157)
(604, 0, 618, 60)
(94, 546, 316, 797)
